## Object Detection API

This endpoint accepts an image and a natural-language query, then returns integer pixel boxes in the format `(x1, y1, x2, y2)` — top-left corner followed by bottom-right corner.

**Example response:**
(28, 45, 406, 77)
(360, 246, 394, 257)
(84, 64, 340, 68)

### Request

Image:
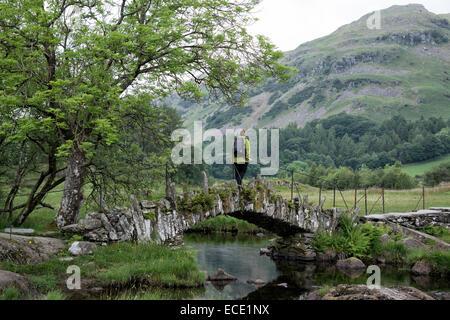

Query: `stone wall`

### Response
(360, 209, 450, 229)
(61, 177, 341, 244)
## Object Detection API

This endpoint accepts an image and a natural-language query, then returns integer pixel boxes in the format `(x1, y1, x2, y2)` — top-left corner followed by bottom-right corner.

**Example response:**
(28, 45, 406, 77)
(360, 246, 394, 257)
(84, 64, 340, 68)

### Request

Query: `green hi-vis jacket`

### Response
(234, 136, 250, 164)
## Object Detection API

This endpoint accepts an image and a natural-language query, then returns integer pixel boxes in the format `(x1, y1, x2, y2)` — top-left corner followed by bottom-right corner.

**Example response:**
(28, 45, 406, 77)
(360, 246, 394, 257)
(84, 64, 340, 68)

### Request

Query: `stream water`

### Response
(183, 233, 450, 300)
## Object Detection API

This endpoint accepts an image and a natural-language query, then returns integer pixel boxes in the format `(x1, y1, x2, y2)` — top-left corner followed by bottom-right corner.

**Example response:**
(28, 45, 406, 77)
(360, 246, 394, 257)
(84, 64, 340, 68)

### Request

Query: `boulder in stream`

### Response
(207, 268, 237, 281)
(307, 284, 434, 300)
(336, 257, 366, 270)
(411, 260, 432, 276)
(247, 279, 266, 286)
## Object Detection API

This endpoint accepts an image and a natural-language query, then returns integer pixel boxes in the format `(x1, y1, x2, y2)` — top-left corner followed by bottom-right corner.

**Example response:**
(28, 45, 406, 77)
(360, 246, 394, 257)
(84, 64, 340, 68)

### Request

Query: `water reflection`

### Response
(184, 233, 450, 300)
(184, 233, 279, 300)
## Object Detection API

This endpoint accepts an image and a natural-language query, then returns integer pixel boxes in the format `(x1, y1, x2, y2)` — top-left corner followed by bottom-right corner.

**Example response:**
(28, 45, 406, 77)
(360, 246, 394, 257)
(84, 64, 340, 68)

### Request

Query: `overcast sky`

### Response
(247, 1, 450, 52)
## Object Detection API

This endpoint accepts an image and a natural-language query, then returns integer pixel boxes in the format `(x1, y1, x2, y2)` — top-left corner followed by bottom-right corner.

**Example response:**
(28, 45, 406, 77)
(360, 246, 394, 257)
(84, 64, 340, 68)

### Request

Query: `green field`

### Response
(402, 154, 450, 177)
(271, 181, 450, 215)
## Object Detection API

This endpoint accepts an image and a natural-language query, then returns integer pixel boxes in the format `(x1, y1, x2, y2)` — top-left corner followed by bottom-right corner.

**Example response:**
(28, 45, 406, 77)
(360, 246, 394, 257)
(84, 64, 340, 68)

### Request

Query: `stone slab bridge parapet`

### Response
(360, 209, 450, 229)
(61, 176, 345, 244)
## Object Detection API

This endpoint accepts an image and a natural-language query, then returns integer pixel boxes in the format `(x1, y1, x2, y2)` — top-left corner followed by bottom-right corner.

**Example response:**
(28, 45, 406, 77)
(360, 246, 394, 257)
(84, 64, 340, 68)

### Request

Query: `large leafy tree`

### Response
(0, 0, 290, 227)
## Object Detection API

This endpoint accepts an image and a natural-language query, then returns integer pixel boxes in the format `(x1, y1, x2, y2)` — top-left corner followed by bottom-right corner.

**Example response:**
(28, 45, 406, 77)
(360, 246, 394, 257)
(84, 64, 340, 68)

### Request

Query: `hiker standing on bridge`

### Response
(233, 129, 250, 187)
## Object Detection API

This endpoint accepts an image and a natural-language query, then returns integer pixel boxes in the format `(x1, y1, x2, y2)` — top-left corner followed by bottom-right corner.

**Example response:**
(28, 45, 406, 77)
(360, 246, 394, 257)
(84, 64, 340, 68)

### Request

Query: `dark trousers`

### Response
(233, 163, 248, 186)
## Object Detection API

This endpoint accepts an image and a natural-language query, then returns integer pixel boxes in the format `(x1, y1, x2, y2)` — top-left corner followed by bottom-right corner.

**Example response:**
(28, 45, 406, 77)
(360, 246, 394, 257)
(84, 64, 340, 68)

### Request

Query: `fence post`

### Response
(319, 184, 322, 206)
(364, 187, 368, 215)
(382, 187, 385, 214)
(354, 187, 357, 209)
(422, 186, 425, 210)
(333, 187, 336, 208)
(291, 170, 294, 202)
(99, 176, 103, 212)
(165, 163, 169, 198)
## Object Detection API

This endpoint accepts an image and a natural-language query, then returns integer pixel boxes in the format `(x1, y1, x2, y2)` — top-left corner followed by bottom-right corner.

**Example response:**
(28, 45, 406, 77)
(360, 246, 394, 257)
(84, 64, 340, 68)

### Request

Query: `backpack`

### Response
(234, 136, 247, 158)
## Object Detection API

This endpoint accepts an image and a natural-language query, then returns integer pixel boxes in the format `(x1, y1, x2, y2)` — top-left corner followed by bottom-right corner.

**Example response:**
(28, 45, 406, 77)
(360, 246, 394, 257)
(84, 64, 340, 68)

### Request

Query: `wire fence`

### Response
(275, 166, 429, 216)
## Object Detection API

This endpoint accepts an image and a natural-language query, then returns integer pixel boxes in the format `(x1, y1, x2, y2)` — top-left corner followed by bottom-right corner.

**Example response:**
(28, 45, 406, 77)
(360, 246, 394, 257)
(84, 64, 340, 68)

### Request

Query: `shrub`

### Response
(313, 214, 389, 258)
(379, 241, 409, 264)
(262, 100, 289, 119)
(287, 86, 315, 106)
(0, 287, 21, 300)
(179, 193, 216, 213)
(407, 249, 450, 276)
(42, 290, 65, 300)
(421, 224, 450, 243)
(424, 162, 450, 186)
(380, 163, 417, 189)
(313, 231, 335, 252)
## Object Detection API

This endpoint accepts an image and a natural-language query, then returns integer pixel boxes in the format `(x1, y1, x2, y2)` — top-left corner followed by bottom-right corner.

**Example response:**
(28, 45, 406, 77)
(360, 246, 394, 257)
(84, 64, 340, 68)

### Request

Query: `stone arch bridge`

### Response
(61, 177, 341, 251)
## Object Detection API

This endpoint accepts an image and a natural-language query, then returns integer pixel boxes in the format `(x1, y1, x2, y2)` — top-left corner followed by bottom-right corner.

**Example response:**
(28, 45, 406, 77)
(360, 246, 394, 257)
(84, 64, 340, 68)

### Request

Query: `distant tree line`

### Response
(284, 162, 417, 190)
(279, 113, 450, 170)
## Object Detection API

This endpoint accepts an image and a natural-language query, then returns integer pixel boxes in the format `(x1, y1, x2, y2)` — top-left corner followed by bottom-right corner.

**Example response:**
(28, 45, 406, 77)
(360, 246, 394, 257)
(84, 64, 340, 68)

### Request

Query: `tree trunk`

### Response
(12, 146, 64, 226)
(55, 146, 86, 228)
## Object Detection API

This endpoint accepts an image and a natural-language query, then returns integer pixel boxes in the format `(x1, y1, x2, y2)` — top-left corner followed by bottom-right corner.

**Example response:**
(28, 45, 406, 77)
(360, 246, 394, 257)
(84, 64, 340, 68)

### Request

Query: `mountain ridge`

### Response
(177, 4, 450, 130)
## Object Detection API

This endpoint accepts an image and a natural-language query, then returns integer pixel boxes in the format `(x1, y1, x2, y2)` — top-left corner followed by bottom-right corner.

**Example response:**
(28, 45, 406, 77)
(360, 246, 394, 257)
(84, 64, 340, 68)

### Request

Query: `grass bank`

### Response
(187, 215, 262, 234)
(0, 242, 206, 300)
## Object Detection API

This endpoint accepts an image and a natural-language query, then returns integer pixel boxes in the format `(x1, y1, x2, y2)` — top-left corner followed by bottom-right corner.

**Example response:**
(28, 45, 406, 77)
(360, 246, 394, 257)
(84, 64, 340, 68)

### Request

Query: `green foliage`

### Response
(378, 163, 417, 189)
(240, 186, 256, 202)
(421, 224, 450, 243)
(390, 231, 404, 242)
(268, 91, 282, 105)
(287, 86, 315, 106)
(143, 211, 156, 220)
(41, 290, 65, 300)
(420, 250, 450, 275)
(310, 92, 326, 108)
(295, 162, 417, 190)
(424, 162, 450, 186)
(407, 249, 450, 276)
(312, 232, 336, 253)
(378, 241, 409, 264)
(70, 235, 83, 242)
(261, 100, 289, 119)
(286, 160, 309, 173)
(179, 193, 216, 213)
(30, 275, 58, 294)
(313, 214, 387, 258)
(318, 285, 330, 296)
(0, 287, 21, 300)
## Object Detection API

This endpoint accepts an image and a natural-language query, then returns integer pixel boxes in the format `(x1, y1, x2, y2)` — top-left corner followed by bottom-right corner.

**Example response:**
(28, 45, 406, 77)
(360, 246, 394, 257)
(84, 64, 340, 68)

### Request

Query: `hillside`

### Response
(177, 4, 450, 129)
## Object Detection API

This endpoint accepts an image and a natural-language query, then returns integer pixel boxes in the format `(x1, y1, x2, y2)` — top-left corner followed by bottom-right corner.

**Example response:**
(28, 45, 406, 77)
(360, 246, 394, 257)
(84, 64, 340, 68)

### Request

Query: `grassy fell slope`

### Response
(179, 4, 450, 129)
